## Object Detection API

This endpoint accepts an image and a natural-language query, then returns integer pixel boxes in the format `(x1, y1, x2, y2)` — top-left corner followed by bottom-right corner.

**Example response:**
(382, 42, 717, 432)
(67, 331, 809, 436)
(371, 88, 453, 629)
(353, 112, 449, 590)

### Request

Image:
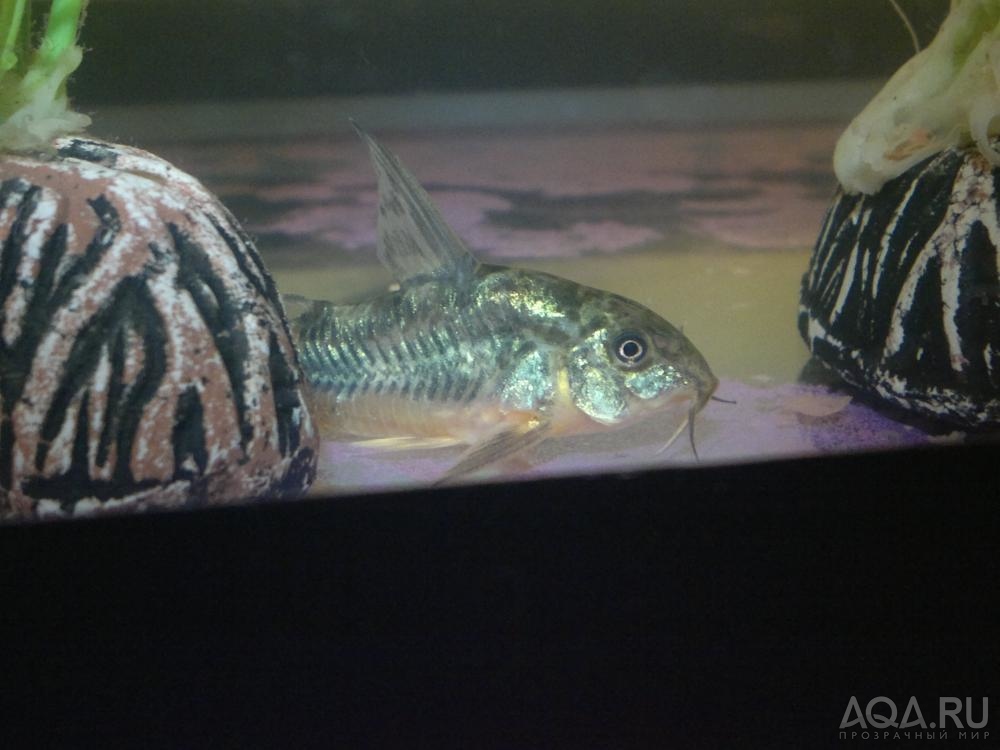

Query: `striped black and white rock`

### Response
(0, 137, 318, 519)
(799, 141, 1000, 428)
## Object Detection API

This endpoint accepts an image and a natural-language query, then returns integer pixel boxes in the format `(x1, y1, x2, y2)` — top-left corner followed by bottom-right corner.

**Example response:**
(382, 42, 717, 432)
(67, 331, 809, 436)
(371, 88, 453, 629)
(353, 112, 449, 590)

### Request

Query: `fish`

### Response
(290, 125, 718, 482)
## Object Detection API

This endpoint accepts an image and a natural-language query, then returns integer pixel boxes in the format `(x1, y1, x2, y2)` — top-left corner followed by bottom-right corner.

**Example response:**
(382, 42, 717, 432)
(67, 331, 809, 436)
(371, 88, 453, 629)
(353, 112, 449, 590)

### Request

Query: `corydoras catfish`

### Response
(291, 127, 718, 482)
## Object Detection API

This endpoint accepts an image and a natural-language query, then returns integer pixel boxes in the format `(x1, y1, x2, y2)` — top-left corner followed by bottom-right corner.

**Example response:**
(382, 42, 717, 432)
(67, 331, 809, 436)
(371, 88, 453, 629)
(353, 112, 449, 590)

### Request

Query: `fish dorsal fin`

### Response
(353, 123, 479, 284)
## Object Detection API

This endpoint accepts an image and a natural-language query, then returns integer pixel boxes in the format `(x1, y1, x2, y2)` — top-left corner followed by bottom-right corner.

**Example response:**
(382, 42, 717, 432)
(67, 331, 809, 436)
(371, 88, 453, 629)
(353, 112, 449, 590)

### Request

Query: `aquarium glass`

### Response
(7, 0, 978, 508)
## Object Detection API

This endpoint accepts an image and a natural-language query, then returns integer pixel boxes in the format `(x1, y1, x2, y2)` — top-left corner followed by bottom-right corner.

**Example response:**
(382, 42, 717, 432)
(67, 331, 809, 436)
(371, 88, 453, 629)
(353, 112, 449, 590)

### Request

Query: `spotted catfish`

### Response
(291, 126, 717, 482)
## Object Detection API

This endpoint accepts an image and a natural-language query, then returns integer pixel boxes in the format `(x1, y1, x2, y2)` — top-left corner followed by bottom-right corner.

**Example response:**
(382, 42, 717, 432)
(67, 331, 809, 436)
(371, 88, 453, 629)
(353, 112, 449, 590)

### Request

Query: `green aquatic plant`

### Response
(835, 0, 1000, 194)
(0, 0, 89, 150)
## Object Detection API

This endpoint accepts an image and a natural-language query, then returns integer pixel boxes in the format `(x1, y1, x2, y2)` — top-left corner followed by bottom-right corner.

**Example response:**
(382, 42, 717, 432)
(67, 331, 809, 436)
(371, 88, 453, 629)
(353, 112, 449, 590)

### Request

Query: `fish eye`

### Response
(612, 332, 647, 367)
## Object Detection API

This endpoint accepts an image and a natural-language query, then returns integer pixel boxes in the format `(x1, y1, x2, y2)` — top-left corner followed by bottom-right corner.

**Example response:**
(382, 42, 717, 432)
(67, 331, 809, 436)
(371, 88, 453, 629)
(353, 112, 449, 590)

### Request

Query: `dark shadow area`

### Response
(74, 0, 949, 105)
(1, 443, 996, 746)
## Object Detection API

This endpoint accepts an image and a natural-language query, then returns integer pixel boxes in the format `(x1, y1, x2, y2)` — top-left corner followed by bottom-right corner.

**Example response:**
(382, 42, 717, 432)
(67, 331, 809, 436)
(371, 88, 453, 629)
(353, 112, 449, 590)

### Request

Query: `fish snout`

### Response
(681, 345, 718, 412)
(696, 371, 720, 411)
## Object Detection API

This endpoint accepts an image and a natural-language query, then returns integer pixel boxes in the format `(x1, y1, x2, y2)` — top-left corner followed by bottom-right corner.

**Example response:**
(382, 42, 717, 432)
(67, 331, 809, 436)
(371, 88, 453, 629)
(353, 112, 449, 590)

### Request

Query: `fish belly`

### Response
(305, 386, 544, 450)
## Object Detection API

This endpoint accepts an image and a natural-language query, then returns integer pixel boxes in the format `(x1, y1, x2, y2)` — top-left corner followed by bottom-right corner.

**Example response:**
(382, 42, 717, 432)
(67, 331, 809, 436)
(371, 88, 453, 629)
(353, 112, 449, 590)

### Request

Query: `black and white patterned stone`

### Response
(0, 137, 318, 519)
(800, 141, 1000, 427)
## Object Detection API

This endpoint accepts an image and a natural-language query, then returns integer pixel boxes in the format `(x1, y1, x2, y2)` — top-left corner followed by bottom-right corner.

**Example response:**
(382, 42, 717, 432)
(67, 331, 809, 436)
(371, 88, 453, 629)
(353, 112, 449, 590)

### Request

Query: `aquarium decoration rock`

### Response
(800, 142, 1000, 426)
(0, 2, 317, 519)
(800, 0, 1000, 428)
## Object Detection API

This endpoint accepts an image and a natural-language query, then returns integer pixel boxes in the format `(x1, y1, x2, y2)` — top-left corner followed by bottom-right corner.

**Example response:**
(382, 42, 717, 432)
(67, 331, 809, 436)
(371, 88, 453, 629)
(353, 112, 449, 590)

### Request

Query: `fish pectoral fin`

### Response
(350, 435, 463, 452)
(435, 417, 551, 486)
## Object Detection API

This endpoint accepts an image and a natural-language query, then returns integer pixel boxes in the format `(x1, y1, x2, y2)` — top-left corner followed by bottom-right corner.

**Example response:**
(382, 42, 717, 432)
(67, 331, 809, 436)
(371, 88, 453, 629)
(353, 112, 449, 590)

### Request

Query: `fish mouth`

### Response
(658, 374, 718, 459)
(686, 373, 719, 460)
(664, 372, 717, 413)
(696, 373, 720, 411)
(665, 389, 697, 409)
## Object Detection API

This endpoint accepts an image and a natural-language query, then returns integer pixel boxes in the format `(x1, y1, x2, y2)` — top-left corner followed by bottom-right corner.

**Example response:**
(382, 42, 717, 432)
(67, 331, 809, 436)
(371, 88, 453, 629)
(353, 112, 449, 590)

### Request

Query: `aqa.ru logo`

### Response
(839, 697, 989, 741)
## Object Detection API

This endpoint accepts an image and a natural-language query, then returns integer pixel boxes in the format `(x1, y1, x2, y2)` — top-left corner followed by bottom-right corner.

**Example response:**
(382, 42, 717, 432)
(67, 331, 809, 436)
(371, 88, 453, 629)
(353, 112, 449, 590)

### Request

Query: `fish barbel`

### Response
(291, 126, 718, 481)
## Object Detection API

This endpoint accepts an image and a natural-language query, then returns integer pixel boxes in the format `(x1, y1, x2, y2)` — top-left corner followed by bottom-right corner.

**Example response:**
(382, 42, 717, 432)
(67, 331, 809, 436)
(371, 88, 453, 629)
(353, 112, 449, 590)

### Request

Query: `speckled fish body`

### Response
(293, 127, 717, 479)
